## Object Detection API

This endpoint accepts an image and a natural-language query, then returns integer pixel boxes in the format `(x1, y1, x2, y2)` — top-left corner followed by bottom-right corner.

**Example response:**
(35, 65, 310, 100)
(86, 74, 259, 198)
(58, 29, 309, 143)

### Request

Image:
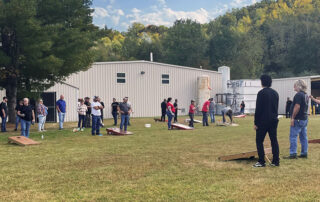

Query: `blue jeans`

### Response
(78, 115, 86, 128)
(15, 115, 21, 130)
(209, 111, 215, 123)
(38, 115, 46, 131)
(21, 119, 31, 138)
(120, 114, 129, 131)
(112, 111, 118, 125)
(58, 112, 65, 129)
(240, 108, 244, 114)
(1, 115, 7, 132)
(202, 112, 208, 126)
(166, 111, 174, 129)
(91, 115, 101, 135)
(290, 119, 308, 155)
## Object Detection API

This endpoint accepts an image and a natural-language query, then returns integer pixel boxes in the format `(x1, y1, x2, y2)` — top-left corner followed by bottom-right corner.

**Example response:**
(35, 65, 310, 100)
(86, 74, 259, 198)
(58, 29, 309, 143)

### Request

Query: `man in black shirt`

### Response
(253, 75, 280, 167)
(161, 99, 167, 122)
(84, 97, 91, 127)
(14, 100, 24, 131)
(0, 96, 8, 132)
(285, 97, 293, 118)
(285, 80, 309, 159)
(111, 98, 119, 126)
(17, 98, 35, 138)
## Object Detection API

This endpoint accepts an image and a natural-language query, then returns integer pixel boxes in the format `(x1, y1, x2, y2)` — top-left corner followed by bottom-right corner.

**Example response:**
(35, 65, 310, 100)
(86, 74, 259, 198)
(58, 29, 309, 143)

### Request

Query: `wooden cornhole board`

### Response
(219, 148, 272, 161)
(185, 119, 202, 123)
(8, 136, 40, 146)
(234, 114, 246, 118)
(171, 123, 194, 130)
(216, 122, 239, 127)
(106, 128, 133, 136)
(309, 139, 320, 144)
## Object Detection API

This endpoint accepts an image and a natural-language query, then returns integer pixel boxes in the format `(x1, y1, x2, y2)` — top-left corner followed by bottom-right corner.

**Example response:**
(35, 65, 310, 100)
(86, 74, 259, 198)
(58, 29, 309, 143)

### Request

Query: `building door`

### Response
(41, 92, 57, 122)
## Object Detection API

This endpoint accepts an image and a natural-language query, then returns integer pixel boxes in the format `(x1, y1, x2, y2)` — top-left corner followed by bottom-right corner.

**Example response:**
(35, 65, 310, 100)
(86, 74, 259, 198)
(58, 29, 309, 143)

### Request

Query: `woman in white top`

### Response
(77, 99, 87, 131)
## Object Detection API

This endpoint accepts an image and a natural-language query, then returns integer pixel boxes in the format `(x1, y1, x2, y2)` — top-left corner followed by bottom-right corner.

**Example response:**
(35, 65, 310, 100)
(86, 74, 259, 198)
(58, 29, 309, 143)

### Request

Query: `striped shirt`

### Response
(77, 104, 87, 115)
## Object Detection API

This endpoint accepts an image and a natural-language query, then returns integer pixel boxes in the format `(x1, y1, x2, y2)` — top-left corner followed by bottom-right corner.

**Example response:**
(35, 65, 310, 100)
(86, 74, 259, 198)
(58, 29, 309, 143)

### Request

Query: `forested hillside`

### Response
(93, 0, 320, 79)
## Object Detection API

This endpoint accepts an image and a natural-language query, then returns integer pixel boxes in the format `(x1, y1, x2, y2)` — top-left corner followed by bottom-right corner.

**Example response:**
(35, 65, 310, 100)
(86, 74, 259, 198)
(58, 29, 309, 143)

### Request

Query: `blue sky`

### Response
(92, 0, 261, 31)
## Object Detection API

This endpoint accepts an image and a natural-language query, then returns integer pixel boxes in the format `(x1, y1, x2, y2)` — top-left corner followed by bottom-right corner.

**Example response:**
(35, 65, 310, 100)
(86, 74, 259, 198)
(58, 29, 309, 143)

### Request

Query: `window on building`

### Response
(117, 73, 126, 83)
(162, 74, 169, 84)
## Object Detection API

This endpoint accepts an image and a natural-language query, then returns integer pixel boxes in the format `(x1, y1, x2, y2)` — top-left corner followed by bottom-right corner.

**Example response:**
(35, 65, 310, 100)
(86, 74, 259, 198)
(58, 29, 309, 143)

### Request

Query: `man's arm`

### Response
(254, 92, 263, 130)
(1, 109, 5, 117)
(310, 96, 320, 104)
(56, 104, 61, 113)
(32, 110, 35, 122)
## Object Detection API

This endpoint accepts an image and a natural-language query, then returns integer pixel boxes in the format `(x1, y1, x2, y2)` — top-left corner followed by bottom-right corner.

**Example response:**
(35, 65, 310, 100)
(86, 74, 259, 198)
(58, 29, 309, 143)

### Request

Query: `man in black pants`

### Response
(173, 99, 178, 123)
(253, 75, 280, 167)
(161, 99, 167, 122)
(285, 97, 292, 118)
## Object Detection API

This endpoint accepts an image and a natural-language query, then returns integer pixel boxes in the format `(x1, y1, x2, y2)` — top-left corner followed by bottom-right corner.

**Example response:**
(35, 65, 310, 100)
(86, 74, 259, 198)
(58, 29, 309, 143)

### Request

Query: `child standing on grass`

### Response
(77, 99, 87, 131)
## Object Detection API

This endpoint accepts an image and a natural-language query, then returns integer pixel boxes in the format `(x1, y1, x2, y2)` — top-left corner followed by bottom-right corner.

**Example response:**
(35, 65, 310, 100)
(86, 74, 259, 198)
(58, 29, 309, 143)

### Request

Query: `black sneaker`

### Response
(298, 154, 308, 158)
(283, 155, 297, 159)
(253, 162, 266, 167)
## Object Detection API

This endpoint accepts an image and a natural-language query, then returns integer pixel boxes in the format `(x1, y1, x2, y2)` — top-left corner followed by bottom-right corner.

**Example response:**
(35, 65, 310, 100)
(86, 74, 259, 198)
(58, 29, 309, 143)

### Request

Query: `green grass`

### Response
(1, 116, 320, 201)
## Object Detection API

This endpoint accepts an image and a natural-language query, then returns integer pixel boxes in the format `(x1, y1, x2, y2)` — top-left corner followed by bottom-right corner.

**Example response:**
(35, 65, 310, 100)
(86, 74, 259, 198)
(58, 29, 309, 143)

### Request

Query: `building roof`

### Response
(93, 60, 221, 74)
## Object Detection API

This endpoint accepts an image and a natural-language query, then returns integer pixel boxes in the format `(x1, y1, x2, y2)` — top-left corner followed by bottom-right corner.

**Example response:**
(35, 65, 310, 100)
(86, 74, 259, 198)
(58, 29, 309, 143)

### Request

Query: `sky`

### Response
(92, 0, 261, 31)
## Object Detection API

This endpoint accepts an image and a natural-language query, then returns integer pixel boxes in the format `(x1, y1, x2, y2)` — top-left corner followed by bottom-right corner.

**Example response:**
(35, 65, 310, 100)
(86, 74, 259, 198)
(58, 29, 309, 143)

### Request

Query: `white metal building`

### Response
(44, 61, 223, 122)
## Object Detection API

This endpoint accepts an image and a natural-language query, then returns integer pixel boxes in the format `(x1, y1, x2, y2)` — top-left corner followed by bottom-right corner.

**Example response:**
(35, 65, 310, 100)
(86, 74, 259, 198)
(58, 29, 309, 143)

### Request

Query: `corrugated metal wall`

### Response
(272, 77, 311, 114)
(50, 61, 222, 122)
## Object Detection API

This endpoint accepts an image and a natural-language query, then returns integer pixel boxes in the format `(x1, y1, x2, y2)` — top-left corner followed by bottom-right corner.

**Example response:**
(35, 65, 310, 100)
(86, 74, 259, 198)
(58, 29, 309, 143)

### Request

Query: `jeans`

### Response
(256, 121, 280, 164)
(58, 112, 65, 129)
(91, 115, 101, 135)
(209, 111, 215, 123)
(189, 113, 194, 127)
(120, 114, 129, 131)
(240, 108, 244, 114)
(166, 111, 174, 129)
(202, 111, 208, 126)
(15, 115, 21, 130)
(112, 111, 118, 125)
(38, 115, 46, 131)
(78, 115, 86, 128)
(21, 119, 31, 138)
(290, 119, 308, 156)
(1, 115, 7, 132)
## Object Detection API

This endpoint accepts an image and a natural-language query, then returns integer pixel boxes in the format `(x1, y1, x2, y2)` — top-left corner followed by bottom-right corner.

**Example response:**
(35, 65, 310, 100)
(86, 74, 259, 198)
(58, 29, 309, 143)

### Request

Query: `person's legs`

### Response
(96, 116, 101, 135)
(25, 121, 31, 138)
(21, 119, 26, 137)
(81, 115, 85, 128)
(15, 116, 21, 130)
(167, 111, 173, 129)
(209, 111, 213, 123)
(42, 116, 46, 130)
(58, 112, 64, 129)
(267, 121, 280, 164)
(124, 115, 129, 131)
(174, 112, 178, 123)
(112, 112, 117, 125)
(222, 111, 226, 123)
(1, 115, 7, 132)
(289, 120, 301, 156)
(299, 119, 308, 156)
(61, 113, 65, 128)
(38, 115, 44, 131)
(120, 114, 125, 130)
(78, 114, 81, 128)
(256, 126, 268, 164)
(91, 116, 97, 135)
(189, 113, 194, 127)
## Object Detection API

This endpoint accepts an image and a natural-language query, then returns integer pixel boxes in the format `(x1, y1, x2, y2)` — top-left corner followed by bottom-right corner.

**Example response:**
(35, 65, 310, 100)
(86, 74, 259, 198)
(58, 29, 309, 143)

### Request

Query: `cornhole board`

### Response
(185, 119, 202, 123)
(171, 123, 194, 130)
(8, 136, 40, 146)
(309, 139, 320, 144)
(219, 148, 272, 161)
(234, 114, 246, 118)
(154, 118, 167, 122)
(106, 128, 133, 136)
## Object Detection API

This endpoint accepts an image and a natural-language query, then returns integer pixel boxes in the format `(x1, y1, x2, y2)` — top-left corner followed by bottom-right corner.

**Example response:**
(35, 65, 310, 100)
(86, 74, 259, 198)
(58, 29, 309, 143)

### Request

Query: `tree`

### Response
(0, 0, 98, 122)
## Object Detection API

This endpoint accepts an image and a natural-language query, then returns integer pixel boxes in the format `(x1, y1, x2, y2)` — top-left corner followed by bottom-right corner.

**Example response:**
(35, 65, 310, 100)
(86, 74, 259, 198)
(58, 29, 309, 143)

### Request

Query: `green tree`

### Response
(0, 0, 98, 122)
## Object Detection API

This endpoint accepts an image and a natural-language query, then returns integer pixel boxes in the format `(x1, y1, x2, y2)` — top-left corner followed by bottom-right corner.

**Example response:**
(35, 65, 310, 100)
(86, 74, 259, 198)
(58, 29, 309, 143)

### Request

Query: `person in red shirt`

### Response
(202, 98, 212, 126)
(166, 97, 175, 130)
(189, 100, 196, 127)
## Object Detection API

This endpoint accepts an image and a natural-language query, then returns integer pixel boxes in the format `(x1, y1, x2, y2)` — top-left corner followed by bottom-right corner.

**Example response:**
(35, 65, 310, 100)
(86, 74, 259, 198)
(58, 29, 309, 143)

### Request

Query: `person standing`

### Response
(127, 98, 132, 126)
(14, 100, 24, 131)
(37, 99, 48, 132)
(240, 101, 245, 114)
(166, 97, 175, 130)
(284, 80, 309, 159)
(98, 97, 105, 127)
(111, 98, 119, 126)
(201, 99, 210, 126)
(77, 99, 87, 131)
(18, 98, 35, 138)
(161, 99, 167, 122)
(173, 99, 179, 123)
(209, 98, 215, 123)
(84, 97, 91, 127)
(56, 95, 66, 130)
(285, 97, 293, 118)
(189, 100, 196, 128)
(118, 97, 132, 132)
(91, 96, 103, 136)
(0, 97, 8, 132)
(253, 75, 280, 167)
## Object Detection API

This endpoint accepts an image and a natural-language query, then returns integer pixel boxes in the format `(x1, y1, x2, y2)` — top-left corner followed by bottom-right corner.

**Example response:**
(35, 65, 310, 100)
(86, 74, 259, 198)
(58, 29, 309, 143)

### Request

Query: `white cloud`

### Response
(93, 7, 109, 18)
(117, 9, 124, 16)
(111, 15, 121, 25)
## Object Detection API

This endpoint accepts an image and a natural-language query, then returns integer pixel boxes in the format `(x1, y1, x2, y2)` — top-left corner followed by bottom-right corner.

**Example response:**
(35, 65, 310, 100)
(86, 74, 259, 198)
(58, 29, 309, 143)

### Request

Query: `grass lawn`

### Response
(1, 115, 320, 201)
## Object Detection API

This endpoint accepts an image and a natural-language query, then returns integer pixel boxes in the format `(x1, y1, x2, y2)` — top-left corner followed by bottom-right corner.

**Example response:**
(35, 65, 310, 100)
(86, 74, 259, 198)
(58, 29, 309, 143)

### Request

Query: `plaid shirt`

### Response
(77, 104, 87, 115)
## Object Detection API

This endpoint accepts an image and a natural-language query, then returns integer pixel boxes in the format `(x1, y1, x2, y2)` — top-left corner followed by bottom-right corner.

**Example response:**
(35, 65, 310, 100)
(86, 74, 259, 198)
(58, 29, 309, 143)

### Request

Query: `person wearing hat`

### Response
(0, 96, 8, 132)
(188, 100, 196, 127)
(91, 96, 103, 136)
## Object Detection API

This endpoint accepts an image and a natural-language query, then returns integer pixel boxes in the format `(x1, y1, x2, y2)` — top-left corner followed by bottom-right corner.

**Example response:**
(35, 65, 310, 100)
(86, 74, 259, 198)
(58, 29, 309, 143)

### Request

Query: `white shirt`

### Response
(91, 102, 102, 116)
